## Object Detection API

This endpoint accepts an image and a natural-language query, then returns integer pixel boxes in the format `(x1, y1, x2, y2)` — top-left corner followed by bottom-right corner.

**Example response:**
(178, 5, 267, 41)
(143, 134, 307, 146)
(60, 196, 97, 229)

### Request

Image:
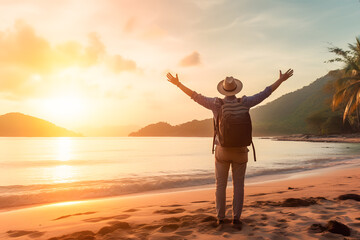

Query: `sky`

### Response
(0, 0, 359, 133)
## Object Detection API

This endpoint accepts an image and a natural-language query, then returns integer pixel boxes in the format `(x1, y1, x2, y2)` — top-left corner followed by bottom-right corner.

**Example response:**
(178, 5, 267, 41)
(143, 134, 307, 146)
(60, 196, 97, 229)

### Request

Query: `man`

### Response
(166, 69, 294, 228)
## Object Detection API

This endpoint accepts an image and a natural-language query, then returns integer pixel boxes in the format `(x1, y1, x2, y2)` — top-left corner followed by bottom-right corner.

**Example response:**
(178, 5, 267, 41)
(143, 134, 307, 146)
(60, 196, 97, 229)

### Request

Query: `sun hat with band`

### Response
(217, 76, 243, 96)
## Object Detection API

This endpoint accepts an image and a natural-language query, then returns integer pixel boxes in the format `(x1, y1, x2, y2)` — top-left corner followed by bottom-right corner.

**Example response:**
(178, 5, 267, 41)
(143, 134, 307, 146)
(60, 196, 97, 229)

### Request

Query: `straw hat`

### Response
(217, 76, 243, 96)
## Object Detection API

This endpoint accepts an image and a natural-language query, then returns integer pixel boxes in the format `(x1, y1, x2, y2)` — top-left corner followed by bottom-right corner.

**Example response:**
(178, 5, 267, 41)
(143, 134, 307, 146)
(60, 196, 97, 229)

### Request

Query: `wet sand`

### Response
(0, 165, 359, 239)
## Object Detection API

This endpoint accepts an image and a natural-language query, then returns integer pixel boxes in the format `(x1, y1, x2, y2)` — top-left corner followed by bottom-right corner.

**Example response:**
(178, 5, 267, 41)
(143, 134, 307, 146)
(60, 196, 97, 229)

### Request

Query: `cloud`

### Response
(141, 25, 167, 40)
(179, 51, 201, 67)
(0, 20, 139, 99)
(0, 20, 53, 73)
(123, 17, 136, 33)
(107, 55, 137, 73)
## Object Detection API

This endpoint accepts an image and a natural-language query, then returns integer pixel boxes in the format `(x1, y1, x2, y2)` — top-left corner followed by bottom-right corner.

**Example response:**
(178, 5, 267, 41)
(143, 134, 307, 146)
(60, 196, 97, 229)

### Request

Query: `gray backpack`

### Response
(212, 98, 256, 161)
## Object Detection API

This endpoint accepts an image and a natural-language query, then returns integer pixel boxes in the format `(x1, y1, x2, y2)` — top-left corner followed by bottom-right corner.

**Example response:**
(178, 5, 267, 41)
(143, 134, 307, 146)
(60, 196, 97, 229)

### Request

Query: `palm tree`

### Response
(328, 37, 360, 130)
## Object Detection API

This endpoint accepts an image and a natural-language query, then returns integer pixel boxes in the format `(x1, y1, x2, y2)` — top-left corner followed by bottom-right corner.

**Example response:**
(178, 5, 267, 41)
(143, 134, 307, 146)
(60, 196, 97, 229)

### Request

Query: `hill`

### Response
(129, 119, 213, 137)
(251, 71, 336, 135)
(0, 112, 82, 137)
(129, 71, 337, 137)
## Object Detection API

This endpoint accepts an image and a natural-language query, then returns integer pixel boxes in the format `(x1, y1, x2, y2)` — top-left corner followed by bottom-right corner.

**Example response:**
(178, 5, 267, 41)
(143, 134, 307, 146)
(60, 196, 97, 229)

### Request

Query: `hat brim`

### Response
(217, 78, 243, 96)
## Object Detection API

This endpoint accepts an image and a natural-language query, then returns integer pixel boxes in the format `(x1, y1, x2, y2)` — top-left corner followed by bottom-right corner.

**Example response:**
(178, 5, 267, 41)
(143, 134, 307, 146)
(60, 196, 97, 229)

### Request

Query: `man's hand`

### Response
(166, 72, 194, 97)
(279, 69, 294, 82)
(271, 68, 294, 92)
(167, 73, 180, 86)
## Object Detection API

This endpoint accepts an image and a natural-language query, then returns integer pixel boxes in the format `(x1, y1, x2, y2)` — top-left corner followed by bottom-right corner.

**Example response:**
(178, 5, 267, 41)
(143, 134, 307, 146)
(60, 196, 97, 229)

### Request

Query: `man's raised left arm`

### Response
(270, 69, 294, 92)
(243, 69, 294, 108)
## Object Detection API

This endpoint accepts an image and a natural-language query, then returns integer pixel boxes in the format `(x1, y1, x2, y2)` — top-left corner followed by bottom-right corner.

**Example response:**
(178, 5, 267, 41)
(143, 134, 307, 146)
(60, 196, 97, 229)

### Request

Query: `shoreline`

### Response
(1, 160, 359, 213)
(272, 133, 360, 143)
(1, 164, 359, 239)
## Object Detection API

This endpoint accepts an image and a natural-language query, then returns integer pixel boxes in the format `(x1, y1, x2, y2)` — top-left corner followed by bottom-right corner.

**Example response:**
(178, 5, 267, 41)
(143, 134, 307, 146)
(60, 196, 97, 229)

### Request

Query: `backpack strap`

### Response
(212, 98, 224, 154)
(251, 141, 256, 162)
(212, 117, 216, 154)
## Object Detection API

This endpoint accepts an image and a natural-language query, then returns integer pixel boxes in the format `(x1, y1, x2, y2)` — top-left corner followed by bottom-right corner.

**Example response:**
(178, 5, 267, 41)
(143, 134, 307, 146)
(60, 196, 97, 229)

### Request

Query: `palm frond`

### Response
(334, 77, 356, 90)
(356, 89, 360, 110)
(343, 94, 355, 122)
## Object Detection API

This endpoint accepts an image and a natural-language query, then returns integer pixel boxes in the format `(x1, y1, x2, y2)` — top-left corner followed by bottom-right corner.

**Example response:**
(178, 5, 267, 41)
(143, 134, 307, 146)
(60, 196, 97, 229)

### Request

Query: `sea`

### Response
(0, 137, 360, 210)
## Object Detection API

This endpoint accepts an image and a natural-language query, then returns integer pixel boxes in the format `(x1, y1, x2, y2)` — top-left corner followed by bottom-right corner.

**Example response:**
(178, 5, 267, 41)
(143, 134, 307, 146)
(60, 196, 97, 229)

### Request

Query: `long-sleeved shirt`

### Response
(191, 86, 272, 119)
(191, 86, 273, 146)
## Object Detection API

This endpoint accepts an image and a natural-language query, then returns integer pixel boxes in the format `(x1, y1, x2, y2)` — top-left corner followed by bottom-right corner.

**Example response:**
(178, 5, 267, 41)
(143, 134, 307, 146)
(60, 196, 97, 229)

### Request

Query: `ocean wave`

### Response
(0, 156, 359, 210)
(0, 174, 216, 209)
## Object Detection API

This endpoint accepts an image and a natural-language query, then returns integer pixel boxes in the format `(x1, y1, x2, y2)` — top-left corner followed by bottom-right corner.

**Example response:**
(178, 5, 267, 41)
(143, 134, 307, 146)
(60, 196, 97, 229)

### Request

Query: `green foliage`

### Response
(251, 72, 336, 135)
(306, 111, 327, 134)
(328, 37, 360, 130)
(305, 109, 352, 135)
(322, 114, 352, 134)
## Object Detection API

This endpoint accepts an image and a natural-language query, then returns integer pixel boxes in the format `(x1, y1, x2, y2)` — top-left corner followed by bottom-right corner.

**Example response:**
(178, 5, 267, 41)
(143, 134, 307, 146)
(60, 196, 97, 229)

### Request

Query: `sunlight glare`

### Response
(52, 165, 74, 183)
(57, 138, 72, 161)
(44, 95, 86, 120)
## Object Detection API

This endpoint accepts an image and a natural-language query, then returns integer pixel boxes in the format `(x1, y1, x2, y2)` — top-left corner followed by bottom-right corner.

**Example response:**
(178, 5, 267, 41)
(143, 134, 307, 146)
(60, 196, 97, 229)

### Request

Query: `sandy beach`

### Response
(0, 164, 359, 240)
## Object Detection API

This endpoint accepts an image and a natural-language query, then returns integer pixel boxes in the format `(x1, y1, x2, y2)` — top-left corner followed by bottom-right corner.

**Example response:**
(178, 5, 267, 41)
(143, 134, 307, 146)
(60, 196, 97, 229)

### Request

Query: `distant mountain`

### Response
(129, 119, 213, 137)
(0, 112, 82, 137)
(129, 71, 336, 137)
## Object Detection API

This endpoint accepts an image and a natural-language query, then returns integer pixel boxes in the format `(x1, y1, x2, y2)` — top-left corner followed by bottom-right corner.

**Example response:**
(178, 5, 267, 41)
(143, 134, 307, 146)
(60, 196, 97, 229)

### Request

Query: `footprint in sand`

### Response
(149, 235, 184, 240)
(83, 214, 130, 222)
(159, 224, 179, 233)
(249, 193, 268, 197)
(162, 217, 181, 223)
(48, 230, 95, 240)
(52, 211, 96, 221)
(7, 230, 45, 238)
(274, 222, 288, 229)
(175, 230, 193, 236)
(320, 214, 334, 220)
(242, 218, 256, 224)
(97, 221, 131, 236)
(160, 204, 184, 207)
(349, 222, 360, 227)
(333, 211, 347, 215)
(191, 200, 210, 203)
(154, 208, 186, 214)
(191, 207, 212, 213)
(140, 224, 162, 231)
(123, 208, 139, 212)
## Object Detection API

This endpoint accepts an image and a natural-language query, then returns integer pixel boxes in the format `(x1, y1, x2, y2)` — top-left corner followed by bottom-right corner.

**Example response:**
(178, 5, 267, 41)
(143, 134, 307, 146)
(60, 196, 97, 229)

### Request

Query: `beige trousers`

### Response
(215, 145, 248, 220)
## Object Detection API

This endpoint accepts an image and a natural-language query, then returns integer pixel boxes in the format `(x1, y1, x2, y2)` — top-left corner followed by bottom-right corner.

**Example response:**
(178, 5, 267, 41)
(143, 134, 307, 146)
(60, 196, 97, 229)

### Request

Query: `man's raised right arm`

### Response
(166, 72, 217, 111)
(166, 73, 194, 97)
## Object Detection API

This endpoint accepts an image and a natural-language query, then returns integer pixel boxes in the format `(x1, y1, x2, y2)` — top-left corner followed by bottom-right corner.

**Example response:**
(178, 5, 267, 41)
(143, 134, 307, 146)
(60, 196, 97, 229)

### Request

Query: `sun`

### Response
(47, 96, 84, 116)
(42, 94, 88, 125)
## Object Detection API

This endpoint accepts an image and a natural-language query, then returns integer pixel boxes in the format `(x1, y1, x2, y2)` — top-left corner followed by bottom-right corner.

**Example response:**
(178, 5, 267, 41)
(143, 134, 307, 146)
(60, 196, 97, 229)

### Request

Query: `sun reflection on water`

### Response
(52, 165, 74, 183)
(57, 137, 72, 161)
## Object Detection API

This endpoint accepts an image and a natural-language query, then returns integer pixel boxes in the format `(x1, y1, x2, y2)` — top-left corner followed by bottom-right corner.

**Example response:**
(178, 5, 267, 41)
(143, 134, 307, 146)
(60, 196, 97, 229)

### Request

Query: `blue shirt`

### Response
(191, 86, 272, 119)
(191, 86, 273, 146)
